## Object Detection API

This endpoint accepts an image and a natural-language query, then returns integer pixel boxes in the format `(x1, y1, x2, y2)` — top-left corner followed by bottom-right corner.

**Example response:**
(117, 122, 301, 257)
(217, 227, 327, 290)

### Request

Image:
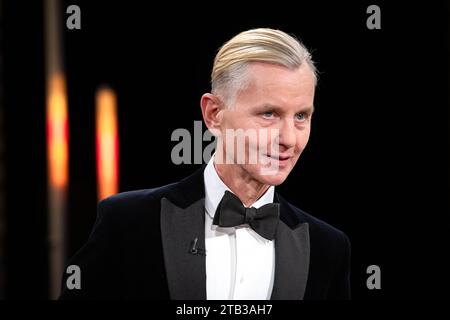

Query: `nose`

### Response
(278, 119, 296, 150)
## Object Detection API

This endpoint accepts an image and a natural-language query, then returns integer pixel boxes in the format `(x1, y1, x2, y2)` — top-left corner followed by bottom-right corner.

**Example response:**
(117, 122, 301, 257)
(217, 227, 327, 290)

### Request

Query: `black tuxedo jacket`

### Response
(60, 165, 351, 299)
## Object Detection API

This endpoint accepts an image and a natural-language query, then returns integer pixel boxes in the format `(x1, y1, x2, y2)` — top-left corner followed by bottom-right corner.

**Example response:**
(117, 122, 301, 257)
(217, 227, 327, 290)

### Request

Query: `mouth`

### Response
(265, 154, 292, 167)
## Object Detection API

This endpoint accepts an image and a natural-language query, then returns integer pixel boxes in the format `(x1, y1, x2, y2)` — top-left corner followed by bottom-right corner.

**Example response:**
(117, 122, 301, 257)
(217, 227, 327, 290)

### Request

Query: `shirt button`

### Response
(240, 276, 245, 284)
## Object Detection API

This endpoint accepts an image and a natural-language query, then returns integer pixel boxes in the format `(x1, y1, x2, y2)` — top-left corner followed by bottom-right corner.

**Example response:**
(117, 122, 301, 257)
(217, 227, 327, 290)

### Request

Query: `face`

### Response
(216, 62, 316, 186)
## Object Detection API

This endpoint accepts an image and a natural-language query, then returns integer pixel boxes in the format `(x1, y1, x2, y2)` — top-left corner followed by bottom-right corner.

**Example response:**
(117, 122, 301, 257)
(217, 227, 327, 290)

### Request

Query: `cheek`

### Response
(296, 129, 311, 152)
(222, 110, 248, 126)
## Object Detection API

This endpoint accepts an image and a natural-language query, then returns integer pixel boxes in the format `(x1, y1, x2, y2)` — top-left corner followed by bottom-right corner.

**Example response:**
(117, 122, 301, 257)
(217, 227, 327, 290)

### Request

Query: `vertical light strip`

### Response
(47, 74, 68, 189)
(45, 0, 67, 299)
(96, 87, 119, 201)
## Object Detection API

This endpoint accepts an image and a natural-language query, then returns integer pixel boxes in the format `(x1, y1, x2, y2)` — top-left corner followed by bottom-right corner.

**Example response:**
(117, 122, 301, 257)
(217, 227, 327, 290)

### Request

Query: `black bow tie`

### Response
(213, 190, 280, 240)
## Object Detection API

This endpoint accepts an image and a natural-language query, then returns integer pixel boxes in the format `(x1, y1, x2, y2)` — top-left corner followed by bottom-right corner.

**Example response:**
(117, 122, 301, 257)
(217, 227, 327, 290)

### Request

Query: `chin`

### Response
(257, 173, 289, 186)
(246, 165, 291, 186)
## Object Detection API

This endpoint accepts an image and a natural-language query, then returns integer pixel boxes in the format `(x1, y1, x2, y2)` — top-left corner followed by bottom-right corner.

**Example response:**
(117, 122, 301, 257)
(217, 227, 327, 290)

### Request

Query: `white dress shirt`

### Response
(204, 156, 275, 300)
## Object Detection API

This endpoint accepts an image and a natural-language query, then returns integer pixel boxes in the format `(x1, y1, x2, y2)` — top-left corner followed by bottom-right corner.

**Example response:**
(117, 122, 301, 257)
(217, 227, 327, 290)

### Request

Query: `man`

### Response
(60, 28, 351, 300)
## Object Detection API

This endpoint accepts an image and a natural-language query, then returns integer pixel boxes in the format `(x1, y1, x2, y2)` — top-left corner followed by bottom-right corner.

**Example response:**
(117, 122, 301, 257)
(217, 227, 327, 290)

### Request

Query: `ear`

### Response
(200, 93, 224, 131)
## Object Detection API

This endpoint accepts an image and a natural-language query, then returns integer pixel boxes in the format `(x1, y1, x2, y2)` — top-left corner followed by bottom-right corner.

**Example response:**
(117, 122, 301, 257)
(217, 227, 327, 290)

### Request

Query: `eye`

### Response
(262, 111, 275, 119)
(295, 113, 306, 121)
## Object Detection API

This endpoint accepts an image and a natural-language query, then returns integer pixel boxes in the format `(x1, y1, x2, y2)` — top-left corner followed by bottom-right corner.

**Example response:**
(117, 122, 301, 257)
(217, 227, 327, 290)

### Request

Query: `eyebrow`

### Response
(255, 104, 315, 114)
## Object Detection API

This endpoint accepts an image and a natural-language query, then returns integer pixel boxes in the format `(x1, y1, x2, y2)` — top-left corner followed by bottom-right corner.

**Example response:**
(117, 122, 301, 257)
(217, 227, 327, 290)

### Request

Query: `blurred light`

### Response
(46, 73, 68, 189)
(45, 0, 69, 299)
(96, 87, 119, 201)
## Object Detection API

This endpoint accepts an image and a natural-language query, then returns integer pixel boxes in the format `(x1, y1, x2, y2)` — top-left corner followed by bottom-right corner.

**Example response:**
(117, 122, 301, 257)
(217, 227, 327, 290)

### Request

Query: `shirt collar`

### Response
(204, 155, 275, 219)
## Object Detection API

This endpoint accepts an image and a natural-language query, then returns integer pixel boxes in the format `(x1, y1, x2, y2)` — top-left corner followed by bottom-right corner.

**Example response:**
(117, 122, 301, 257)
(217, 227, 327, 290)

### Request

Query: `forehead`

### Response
(235, 62, 316, 108)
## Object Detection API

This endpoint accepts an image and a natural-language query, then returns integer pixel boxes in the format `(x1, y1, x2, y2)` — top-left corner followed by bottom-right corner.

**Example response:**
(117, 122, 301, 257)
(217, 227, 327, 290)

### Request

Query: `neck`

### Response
(214, 162, 270, 207)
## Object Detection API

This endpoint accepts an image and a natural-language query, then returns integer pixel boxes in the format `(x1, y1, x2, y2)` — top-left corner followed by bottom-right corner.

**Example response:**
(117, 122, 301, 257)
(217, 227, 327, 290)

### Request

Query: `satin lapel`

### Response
(160, 197, 206, 299)
(271, 194, 310, 300)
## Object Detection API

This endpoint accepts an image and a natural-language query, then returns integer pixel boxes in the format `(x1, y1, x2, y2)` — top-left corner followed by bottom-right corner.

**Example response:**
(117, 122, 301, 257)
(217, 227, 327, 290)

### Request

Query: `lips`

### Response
(265, 154, 293, 169)
(267, 154, 292, 161)
(278, 155, 291, 161)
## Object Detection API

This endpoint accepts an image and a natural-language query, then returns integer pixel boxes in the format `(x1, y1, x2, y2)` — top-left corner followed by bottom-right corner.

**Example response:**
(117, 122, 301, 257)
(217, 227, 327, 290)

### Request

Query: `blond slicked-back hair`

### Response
(211, 28, 317, 107)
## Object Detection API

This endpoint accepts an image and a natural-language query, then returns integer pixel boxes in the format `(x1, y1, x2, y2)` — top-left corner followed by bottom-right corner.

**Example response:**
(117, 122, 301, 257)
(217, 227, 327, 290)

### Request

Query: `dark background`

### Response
(1, 0, 448, 299)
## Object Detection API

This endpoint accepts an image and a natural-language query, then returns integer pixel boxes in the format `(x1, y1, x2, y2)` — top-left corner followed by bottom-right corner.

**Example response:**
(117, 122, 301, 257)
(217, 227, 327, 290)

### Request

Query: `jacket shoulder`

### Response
(100, 165, 206, 214)
(95, 182, 178, 228)
(100, 183, 176, 209)
(282, 199, 350, 245)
